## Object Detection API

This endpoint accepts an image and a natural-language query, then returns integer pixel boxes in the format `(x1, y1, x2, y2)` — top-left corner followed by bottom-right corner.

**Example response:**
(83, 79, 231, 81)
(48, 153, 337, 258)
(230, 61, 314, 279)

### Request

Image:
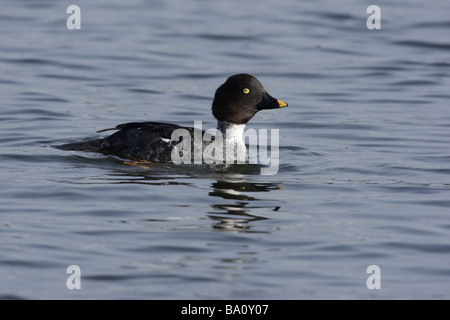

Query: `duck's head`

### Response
(212, 74, 288, 125)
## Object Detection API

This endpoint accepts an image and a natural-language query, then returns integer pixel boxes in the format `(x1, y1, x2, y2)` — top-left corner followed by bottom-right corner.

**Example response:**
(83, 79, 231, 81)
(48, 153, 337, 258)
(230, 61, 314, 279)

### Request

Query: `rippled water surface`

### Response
(1, 0, 450, 299)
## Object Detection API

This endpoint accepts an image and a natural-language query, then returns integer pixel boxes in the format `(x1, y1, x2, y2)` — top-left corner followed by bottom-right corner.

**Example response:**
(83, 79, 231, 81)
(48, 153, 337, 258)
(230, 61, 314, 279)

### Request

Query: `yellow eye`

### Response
(243, 88, 250, 94)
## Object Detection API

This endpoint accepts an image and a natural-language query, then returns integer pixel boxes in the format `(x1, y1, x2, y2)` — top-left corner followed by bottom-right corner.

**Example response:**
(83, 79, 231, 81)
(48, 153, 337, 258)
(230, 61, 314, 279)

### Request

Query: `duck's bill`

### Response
(257, 92, 288, 110)
(277, 99, 288, 108)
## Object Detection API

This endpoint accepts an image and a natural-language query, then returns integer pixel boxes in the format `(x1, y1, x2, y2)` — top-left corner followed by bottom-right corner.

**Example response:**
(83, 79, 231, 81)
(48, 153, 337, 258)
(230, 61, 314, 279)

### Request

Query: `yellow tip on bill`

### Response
(277, 99, 288, 108)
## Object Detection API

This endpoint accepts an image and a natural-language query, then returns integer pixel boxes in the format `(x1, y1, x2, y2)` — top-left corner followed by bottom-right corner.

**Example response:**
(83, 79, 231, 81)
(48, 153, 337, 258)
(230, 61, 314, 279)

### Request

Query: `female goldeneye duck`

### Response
(58, 73, 288, 163)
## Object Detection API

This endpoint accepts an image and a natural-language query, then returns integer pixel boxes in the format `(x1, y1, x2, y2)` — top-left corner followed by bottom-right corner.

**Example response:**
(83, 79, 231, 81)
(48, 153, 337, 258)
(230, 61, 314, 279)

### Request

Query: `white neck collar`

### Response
(217, 121, 248, 163)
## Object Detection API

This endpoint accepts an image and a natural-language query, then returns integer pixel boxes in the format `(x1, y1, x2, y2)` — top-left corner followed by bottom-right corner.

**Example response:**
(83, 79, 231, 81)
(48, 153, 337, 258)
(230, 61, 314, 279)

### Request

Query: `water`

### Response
(1, 0, 450, 299)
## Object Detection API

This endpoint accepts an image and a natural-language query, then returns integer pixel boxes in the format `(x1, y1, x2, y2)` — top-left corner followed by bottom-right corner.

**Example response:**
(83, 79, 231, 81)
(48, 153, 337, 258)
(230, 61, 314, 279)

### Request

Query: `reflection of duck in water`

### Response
(208, 179, 281, 233)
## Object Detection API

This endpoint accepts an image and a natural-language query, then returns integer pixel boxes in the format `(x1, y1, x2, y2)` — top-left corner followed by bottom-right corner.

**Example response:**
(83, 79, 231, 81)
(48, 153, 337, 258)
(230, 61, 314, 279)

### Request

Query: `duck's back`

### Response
(58, 122, 196, 162)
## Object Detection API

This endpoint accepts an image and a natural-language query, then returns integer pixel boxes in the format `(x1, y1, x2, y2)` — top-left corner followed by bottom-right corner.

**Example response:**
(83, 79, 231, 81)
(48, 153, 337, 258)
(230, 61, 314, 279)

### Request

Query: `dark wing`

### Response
(97, 122, 196, 162)
(58, 121, 199, 163)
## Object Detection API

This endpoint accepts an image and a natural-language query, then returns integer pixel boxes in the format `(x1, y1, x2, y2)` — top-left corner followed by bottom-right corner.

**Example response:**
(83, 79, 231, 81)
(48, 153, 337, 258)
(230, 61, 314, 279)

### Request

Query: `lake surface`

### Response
(1, 0, 449, 299)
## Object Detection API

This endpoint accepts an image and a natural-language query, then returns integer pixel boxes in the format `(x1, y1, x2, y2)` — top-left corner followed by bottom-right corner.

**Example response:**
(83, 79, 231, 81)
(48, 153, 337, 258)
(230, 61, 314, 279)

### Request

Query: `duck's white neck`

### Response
(217, 121, 247, 163)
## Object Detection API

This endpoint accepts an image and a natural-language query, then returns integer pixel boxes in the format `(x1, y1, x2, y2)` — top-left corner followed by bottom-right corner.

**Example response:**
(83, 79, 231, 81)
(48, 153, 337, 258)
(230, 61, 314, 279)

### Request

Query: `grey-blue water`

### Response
(1, 0, 450, 299)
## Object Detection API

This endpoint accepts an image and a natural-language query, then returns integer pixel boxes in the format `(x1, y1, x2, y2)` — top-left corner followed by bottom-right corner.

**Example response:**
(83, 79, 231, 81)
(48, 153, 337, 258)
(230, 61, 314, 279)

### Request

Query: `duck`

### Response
(58, 73, 288, 164)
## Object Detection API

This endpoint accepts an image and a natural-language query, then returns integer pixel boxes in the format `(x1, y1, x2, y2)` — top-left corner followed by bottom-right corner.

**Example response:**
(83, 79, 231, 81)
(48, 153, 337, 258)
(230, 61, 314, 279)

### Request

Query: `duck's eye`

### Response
(243, 88, 250, 94)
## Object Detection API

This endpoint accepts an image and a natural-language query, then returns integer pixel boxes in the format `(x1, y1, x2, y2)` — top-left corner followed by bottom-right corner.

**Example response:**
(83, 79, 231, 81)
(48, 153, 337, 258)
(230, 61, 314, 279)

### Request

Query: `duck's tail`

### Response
(56, 139, 103, 152)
